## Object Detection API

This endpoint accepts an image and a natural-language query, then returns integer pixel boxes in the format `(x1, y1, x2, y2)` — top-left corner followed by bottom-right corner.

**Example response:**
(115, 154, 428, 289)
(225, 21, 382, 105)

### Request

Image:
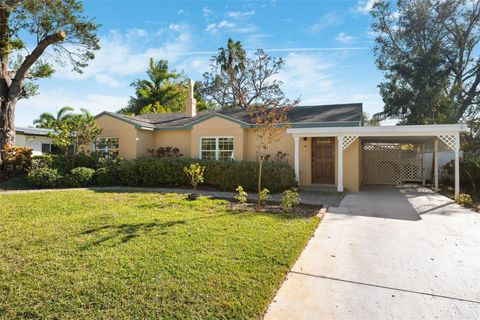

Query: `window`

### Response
(200, 137, 234, 160)
(41, 143, 52, 154)
(94, 137, 119, 157)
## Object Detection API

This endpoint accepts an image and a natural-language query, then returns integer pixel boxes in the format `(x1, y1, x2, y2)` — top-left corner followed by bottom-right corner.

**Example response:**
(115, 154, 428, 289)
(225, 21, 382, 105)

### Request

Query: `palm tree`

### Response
(216, 38, 247, 108)
(33, 106, 74, 129)
(119, 58, 185, 115)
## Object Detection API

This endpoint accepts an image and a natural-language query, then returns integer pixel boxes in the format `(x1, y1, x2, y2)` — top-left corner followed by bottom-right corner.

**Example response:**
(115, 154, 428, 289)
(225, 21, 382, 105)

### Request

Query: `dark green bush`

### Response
(63, 167, 95, 187)
(31, 155, 53, 170)
(115, 157, 295, 192)
(27, 168, 63, 188)
(94, 167, 122, 186)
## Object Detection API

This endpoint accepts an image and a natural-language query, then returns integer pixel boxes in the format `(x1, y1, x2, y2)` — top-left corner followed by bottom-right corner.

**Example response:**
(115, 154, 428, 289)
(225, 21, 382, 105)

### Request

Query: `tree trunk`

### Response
(256, 156, 264, 211)
(0, 98, 17, 167)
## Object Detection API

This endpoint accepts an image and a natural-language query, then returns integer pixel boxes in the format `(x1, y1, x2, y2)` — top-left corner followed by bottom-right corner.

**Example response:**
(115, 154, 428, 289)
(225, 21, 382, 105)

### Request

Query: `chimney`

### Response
(186, 78, 197, 117)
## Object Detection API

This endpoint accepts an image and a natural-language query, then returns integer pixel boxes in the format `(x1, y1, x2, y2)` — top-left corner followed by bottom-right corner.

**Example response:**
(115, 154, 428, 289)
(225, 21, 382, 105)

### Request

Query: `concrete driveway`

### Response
(265, 185, 480, 320)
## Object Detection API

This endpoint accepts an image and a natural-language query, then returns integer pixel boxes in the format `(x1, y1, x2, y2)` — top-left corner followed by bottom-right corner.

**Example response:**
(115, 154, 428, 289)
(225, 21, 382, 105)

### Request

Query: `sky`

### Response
(16, 0, 384, 127)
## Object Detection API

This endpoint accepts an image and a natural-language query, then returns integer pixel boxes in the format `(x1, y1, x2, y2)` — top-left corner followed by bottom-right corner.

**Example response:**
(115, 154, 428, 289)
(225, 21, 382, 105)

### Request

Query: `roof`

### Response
(16, 127, 53, 136)
(95, 103, 363, 130)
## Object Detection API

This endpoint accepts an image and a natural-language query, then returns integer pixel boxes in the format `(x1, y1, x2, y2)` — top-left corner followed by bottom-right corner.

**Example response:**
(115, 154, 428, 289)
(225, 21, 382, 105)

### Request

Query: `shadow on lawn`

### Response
(77, 213, 234, 249)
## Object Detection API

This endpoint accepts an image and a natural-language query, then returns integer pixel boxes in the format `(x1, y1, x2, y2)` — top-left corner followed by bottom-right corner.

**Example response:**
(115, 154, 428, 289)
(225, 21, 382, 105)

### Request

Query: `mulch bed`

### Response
(229, 201, 323, 218)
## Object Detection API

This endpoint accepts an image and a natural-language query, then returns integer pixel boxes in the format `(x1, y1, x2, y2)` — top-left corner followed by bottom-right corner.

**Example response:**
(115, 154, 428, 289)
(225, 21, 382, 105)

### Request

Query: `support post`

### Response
(422, 144, 426, 186)
(337, 135, 344, 192)
(294, 136, 300, 183)
(454, 134, 460, 199)
(434, 139, 438, 192)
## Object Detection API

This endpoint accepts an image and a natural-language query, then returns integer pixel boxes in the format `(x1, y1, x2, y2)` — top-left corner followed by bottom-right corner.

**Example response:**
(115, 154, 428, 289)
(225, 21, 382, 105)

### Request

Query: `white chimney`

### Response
(186, 78, 197, 117)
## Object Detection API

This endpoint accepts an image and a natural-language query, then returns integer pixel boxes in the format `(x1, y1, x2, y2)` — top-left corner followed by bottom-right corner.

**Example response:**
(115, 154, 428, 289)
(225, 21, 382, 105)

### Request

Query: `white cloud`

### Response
(218, 20, 236, 28)
(55, 24, 193, 83)
(205, 23, 217, 32)
(226, 9, 255, 19)
(307, 13, 341, 33)
(16, 88, 128, 126)
(177, 9, 185, 15)
(126, 28, 148, 38)
(94, 74, 122, 87)
(357, 0, 376, 14)
(277, 53, 336, 103)
(202, 7, 214, 18)
(335, 32, 355, 43)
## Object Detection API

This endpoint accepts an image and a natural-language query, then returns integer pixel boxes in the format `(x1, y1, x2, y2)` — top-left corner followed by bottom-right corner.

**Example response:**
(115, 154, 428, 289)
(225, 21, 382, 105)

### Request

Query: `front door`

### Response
(312, 137, 335, 184)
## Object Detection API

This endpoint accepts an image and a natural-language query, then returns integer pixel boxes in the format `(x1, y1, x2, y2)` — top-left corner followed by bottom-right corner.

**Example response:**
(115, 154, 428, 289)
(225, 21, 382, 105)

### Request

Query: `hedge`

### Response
(27, 156, 297, 192)
(117, 157, 296, 192)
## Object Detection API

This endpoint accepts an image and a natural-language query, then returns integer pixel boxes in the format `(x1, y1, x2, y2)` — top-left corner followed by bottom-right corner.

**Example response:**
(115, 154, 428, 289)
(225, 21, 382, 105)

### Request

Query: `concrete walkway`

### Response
(265, 185, 480, 320)
(0, 186, 344, 207)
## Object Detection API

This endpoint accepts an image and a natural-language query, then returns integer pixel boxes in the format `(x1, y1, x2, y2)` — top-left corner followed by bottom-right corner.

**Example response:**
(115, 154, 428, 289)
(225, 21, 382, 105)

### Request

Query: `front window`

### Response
(94, 137, 119, 158)
(41, 143, 52, 154)
(200, 137, 234, 160)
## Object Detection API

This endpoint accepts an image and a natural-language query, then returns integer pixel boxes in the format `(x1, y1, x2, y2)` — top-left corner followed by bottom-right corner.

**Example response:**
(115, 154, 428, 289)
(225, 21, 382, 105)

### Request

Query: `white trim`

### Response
(199, 136, 234, 160)
(287, 124, 468, 138)
(337, 136, 344, 192)
(434, 139, 439, 192)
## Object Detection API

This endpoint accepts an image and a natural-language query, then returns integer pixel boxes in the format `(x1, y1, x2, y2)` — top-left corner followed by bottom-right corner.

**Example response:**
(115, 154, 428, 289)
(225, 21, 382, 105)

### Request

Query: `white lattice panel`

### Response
(343, 135, 358, 150)
(437, 134, 459, 151)
(362, 144, 423, 185)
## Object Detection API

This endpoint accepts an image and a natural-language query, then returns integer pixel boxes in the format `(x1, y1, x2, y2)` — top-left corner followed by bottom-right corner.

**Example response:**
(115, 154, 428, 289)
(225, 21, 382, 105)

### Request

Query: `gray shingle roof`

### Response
(96, 103, 362, 130)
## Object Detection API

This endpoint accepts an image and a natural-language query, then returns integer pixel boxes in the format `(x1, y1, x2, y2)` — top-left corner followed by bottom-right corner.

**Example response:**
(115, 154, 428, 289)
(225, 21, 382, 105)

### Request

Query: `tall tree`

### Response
(33, 106, 74, 129)
(203, 40, 284, 110)
(0, 0, 99, 165)
(372, 0, 480, 124)
(118, 58, 212, 115)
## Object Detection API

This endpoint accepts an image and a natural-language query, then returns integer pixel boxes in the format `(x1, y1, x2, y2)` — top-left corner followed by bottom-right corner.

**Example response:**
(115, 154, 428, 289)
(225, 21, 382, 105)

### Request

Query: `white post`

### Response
(434, 139, 439, 192)
(422, 144, 426, 186)
(294, 136, 300, 183)
(337, 135, 344, 192)
(454, 134, 460, 199)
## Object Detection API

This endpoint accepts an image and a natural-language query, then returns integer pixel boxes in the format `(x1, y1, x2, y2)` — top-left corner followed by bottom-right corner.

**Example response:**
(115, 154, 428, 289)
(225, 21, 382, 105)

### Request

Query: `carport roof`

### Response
(287, 123, 468, 139)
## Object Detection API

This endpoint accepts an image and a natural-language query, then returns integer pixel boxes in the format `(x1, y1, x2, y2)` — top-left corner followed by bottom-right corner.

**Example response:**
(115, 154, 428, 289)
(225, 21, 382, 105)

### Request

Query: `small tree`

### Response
(49, 108, 102, 160)
(183, 163, 205, 191)
(247, 97, 299, 210)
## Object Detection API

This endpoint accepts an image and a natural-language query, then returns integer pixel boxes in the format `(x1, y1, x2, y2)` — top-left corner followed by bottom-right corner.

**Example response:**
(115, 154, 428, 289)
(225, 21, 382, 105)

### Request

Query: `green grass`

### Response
(0, 191, 319, 319)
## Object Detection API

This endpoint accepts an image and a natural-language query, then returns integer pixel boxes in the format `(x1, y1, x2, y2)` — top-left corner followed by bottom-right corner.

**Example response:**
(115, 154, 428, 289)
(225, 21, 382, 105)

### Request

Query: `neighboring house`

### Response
(92, 80, 467, 196)
(15, 127, 54, 155)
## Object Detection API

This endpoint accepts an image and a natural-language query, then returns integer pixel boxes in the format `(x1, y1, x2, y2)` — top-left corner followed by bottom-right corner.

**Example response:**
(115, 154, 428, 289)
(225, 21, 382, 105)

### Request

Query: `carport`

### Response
(288, 124, 468, 197)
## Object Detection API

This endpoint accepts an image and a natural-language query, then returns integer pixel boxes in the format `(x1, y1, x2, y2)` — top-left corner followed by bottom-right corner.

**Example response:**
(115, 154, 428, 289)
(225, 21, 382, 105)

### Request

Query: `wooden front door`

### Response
(312, 137, 335, 184)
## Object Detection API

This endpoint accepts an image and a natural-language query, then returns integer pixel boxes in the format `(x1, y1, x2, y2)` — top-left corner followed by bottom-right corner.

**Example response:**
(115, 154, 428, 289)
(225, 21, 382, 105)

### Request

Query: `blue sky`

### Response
(16, 0, 383, 126)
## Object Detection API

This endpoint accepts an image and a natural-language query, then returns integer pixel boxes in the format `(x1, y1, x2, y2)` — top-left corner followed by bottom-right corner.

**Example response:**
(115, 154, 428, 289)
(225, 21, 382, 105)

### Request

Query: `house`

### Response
(15, 127, 54, 155)
(93, 80, 467, 197)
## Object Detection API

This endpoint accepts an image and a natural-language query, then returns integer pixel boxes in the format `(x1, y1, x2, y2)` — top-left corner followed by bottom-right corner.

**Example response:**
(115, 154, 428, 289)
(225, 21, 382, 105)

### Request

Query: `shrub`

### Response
(280, 189, 301, 212)
(27, 168, 62, 188)
(148, 146, 183, 158)
(31, 155, 53, 170)
(63, 167, 95, 187)
(235, 186, 248, 203)
(456, 193, 473, 207)
(112, 158, 295, 191)
(1, 145, 33, 176)
(259, 188, 271, 204)
(184, 163, 205, 191)
(94, 166, 121, 186)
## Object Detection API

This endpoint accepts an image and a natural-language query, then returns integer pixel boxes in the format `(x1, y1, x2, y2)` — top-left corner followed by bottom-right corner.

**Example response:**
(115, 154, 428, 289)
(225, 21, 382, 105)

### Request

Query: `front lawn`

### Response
(0, 191, 319, 319)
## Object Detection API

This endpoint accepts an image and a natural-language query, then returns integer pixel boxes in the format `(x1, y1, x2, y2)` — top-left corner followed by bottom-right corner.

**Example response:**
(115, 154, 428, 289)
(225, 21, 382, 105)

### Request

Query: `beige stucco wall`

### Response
(191, 117, 244, 160)
(136, 129, 155, 157)
(244, 128, 294, 163)
(154, 130, 191, 157)
(343, 138, 361, 192)
(94, 115, 138, 159)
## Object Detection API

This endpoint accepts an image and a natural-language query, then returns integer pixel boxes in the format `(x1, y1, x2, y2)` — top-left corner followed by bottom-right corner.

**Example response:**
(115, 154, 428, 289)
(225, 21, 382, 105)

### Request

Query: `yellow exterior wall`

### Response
(94, 115, 138, 159)
(191, 117, 244, 160)
(244, 128, 294, 164)
(154, 130, 191, 157)
(343, 138, 361, 192)
(136, 129, 155, 157)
